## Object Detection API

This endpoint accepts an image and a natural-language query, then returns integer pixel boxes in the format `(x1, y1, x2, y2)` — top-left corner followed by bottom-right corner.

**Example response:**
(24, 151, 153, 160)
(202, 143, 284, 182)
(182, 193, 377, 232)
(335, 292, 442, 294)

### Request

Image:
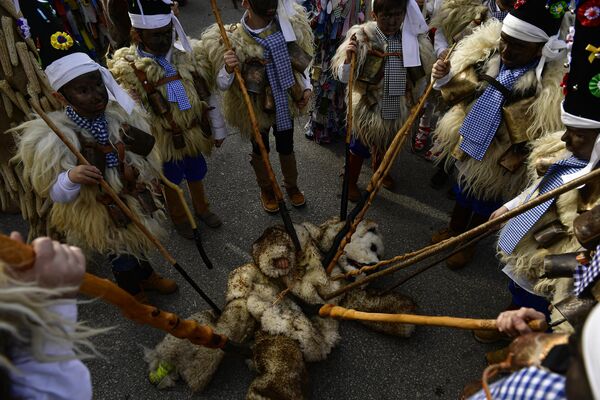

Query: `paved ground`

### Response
(0, 3, 514, 399)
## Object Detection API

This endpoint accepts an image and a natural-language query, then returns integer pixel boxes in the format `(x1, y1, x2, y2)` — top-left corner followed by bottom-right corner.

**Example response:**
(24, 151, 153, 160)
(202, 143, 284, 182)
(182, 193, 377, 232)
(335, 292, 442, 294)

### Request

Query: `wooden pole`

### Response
(28, 102, 221, 314)
(325, 45, 457, 274)
(209, 0, 301, 251)
(318, 304, 547, 331)
(323, 166, 600, 300)
(340, 35, 357, 220)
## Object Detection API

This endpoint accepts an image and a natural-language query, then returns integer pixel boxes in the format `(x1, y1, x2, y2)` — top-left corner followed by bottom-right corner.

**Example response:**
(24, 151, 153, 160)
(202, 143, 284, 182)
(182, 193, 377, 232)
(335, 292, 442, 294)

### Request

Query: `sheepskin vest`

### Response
(498, 131, 600, 326)
(224, 229, 341, 362)
(108, 39, 213, 162)
(433, 19, 565, 202)
(200, 3, 314, 139)
(330, 21, 435, 153)
(429, 0, 489, 45)
(12, 103, 166, 258)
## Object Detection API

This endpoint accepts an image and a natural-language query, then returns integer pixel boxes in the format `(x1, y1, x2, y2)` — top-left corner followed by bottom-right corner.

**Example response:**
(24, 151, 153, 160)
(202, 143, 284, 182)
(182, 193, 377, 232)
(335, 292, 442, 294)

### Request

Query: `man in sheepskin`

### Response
(330, 0, 434, 201)
(202, 0, 313, 213)
(12, 1, 176, 303)
(430, 0, 567, 269)
(109, 0, 225, 239)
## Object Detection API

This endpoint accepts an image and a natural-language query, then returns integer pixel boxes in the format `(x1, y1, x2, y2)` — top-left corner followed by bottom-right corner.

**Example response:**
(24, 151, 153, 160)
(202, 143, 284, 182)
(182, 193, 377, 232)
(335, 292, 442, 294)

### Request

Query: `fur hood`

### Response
(108, 39, 213, 161)
(430, 0, 489, 44)
(330, 21, 435, 152)
(200, 3, 314, 139)
(11, 102, 166, 257)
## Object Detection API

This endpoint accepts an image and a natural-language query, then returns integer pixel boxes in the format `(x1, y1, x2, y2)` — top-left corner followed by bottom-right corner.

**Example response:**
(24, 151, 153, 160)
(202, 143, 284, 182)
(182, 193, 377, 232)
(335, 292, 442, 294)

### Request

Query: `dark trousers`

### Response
(251, 123, 294, 155)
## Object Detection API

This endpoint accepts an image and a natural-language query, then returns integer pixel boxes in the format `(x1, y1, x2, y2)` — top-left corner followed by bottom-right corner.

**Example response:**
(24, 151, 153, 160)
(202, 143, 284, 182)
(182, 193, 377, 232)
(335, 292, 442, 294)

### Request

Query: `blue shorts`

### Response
(349, 136, 371, 159)
(508, 280, 551, 320)
(162, 155, 207, 184)
(453, 184, 503, 218)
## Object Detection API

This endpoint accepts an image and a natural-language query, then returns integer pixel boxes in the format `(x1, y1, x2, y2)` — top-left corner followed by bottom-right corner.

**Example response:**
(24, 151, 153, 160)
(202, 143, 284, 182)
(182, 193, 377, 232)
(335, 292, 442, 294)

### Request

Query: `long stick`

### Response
(340, 36, 357, 220)
(160, 174, 213, 270)
(28, 101, 221, 315)
(325, 45, 457, 274)
(209, 0, 301, 252)
(318, 304, 547, 331)
(324, 167, 600, 300)
(0, 234, 248, 356)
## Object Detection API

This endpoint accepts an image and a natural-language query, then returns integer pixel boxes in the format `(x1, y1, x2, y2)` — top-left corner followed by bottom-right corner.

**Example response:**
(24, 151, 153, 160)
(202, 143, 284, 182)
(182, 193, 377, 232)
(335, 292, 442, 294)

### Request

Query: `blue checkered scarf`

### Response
(574, 244, 600, 296)
(246, 23, 295, 131)
(498, 156, 588, 254)
(375, 27, 406, 120)
(66, 106, 118, 168)
(138, 48, 191, 111)
(459, 61, 536, 161)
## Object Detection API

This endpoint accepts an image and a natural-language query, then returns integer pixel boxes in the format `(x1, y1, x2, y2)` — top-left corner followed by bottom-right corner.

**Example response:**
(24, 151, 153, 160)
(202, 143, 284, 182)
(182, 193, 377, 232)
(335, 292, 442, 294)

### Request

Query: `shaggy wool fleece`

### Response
(432, 18, 565, 201)
(330, 21, 435, 153)
(11, 102, 165, 258)
(108, 39, 213, 161)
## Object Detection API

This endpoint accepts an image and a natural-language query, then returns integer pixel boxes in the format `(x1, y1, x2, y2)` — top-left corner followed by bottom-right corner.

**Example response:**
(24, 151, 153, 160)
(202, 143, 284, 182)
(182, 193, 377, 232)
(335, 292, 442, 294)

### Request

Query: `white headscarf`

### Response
(45, 52, 135, 115)
(561, 103, 600, 184)
(278, 0, 297, 42)
(128, 0, 192, 52)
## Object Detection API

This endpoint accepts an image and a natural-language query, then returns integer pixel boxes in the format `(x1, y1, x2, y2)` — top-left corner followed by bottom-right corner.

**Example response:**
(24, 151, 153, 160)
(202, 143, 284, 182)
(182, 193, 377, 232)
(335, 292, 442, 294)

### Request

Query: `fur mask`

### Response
(251, 226, 297, 278)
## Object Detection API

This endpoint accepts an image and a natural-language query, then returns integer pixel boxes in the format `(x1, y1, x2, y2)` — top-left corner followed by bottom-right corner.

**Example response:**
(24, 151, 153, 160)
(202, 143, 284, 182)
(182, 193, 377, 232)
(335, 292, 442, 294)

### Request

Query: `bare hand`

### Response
(68, 165, 102, 185)
(496, 307, 546, 337)
(224, 49, 240, 74)
(345, 37, 358, 64)
(489, 206, 509, 230)
(296, 89, 312, 109)
(214, 138, 225, 148)
(432, 59, 451, 80)
(6, 232, 86, 297)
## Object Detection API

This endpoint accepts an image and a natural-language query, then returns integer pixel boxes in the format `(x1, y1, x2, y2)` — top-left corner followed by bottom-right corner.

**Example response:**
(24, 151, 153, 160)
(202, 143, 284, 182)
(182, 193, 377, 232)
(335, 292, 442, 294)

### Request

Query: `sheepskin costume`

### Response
(108, 39, 214, 161)
(499, 131, 600, 331)
(11, 102, 165, 258)
(432, 18, 565, 202)
(145, 220, 415, 397)
(200, 3, 313, 140)
(330, 21, 435, 153)
(429, 0, 489, 45)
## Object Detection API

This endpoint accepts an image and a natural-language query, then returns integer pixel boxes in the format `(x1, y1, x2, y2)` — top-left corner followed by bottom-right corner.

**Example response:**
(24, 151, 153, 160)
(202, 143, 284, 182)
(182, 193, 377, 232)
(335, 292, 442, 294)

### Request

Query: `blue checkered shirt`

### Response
(459, 62, 535, 161)
(66, 106, 118, 168)
(138, 48, 191, 111)
(246, 23, 295, 131)
(469, 366, 566, 400)
(574, 244, 600, 296)
(498, 156, 588, 254)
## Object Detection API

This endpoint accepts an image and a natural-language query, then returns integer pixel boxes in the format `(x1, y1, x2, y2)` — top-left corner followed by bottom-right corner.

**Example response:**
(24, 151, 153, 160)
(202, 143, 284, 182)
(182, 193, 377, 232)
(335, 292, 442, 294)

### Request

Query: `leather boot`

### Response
(446, 212, 488, 270)
(372, 152, 395, 190)
(431, 202, 472, 244)
(250, 153, 279, 213)
(279, 153, 305, 207)
(163, 184, 193, 239)
(187, 180, 222, 228)
(139, 261, 178, 294)
(347, 152, 364, 203)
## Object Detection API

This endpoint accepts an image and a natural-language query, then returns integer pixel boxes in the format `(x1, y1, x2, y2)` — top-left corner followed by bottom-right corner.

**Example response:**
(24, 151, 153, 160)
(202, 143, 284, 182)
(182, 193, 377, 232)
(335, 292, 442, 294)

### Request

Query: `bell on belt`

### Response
(243, 59, 268, 94)
(121, 124, 156, 157)
(287, 42, 312, 73)
(540, 252, 585, 279)
(148, 91, 170, 116)
(263, 86, 275, 113)
(172, 133, 186, 149)
(574, 204, 600, 250)
(193, 75, 211, 101)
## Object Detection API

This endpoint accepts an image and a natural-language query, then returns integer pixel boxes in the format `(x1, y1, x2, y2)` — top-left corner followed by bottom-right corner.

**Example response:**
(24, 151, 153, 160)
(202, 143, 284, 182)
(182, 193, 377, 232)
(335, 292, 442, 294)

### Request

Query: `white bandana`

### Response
(560, 103, 600, 184)
(278, 0, 297, 42)
(501, 13, 566, 82)
(128, 7, 192, 53)
(45, 52, 135, 114)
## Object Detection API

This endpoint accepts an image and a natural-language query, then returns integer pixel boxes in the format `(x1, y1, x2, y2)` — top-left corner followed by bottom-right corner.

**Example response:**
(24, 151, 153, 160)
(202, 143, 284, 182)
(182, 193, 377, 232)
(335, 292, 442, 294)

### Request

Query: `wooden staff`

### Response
(324, 45, 457, 274)
(339, 34, 357, 220)
(324, 166, 600, 300)
(0, 234, 250, 356)
(28, 101, 221, 315)
(318, 304, 547, 331)
(209, 0, 301, 251)
(160, 174, 213, 269)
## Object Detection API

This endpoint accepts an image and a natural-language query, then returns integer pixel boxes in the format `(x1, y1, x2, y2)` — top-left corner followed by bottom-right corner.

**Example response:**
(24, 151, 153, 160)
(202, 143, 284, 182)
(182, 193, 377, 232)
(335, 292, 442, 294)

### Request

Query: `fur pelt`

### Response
(11, 102, 166, 258)
(429, 0, 489, 44)
(499, 131, 600, 303)
(108, 39, 213, 162)
(200, 3, 314, 139)
(432, 19, 565, 201)
(330, 21, 435, 153)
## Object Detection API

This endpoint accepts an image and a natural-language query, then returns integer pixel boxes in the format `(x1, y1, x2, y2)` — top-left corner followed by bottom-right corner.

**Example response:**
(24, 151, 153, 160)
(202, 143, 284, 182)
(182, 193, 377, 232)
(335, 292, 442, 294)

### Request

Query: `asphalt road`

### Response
(0, 2, 513, 399)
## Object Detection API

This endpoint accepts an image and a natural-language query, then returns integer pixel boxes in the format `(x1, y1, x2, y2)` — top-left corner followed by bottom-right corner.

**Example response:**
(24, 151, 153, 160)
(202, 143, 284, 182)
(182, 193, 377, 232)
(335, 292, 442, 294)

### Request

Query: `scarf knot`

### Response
(66, 106, 118, 168)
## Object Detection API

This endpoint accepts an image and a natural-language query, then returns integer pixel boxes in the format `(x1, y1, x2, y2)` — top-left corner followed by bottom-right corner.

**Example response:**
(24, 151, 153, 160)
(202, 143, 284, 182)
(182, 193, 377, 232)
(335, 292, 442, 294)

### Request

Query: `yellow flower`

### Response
(50, 32, 74, 50)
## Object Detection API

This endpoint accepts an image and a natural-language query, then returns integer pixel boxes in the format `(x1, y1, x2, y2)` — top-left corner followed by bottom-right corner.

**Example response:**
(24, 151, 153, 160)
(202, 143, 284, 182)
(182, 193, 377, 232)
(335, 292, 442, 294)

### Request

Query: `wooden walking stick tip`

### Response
(528, 319, 548, 332)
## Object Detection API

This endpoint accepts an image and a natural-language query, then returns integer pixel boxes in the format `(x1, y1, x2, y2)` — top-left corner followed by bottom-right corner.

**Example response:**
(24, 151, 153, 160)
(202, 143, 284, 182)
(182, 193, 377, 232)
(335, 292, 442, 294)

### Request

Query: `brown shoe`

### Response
(174, 222, 194, 239)
(286, 186, 306, 207)
(140, 272, 178, 295)
(197, 210, 222, 228)
(446, 245, 476, 270)
(431, 227, 458, 244)
(260, 188, 279, 213)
